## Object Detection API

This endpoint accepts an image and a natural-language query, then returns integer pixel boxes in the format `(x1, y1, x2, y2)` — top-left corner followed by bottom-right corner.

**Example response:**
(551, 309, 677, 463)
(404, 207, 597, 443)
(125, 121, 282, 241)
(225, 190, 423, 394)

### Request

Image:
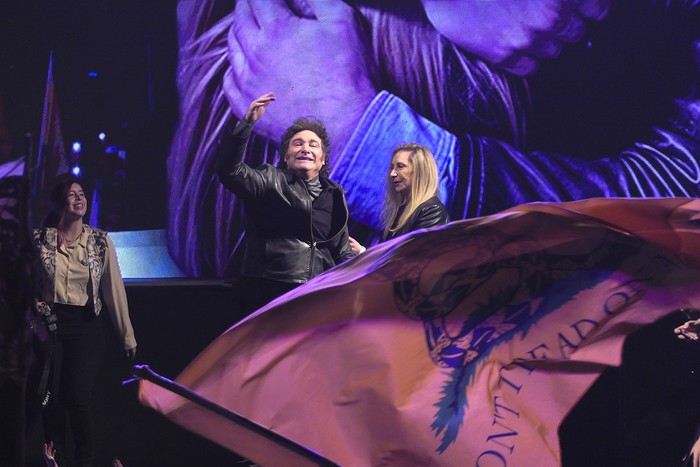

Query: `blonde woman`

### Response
(382, 143, 450, 240)
(350, 144, 449, 253)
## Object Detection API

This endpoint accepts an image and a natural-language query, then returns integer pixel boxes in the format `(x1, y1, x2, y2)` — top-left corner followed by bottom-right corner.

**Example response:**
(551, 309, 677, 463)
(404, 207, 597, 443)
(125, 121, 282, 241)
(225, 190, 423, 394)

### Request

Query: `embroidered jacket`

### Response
(33, 225, 136, 349)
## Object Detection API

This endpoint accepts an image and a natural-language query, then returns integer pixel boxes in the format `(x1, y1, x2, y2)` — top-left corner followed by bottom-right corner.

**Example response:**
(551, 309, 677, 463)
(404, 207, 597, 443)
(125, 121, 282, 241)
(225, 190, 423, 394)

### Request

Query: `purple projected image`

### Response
(167, 0, 700, 278)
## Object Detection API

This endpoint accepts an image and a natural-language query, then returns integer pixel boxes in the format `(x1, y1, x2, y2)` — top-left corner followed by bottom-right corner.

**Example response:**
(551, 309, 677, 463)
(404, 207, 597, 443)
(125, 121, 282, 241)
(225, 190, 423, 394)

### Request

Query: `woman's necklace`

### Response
(59, 228, 82, 246)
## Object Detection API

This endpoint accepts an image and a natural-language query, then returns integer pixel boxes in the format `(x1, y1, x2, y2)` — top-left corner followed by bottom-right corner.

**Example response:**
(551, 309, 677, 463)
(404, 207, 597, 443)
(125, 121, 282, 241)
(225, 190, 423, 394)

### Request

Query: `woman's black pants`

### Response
(43, 302, 104, 467)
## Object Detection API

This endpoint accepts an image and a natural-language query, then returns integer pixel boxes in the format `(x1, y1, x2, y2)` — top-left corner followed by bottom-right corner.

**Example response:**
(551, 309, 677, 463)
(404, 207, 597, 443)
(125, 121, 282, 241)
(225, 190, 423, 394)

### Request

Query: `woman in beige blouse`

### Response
(33, 178, 136, 467)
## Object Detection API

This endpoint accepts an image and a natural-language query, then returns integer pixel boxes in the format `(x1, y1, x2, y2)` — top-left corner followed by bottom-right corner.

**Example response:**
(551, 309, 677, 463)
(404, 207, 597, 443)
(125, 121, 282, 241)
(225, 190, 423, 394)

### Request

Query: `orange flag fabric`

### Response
(140, 197, 700, 466)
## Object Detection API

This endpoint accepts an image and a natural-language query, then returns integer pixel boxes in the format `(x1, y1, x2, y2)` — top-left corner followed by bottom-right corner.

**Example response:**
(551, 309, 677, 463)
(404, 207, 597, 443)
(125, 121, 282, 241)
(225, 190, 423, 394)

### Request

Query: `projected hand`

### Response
(224, 0, 377, 152)
(420, 0, 610, 76)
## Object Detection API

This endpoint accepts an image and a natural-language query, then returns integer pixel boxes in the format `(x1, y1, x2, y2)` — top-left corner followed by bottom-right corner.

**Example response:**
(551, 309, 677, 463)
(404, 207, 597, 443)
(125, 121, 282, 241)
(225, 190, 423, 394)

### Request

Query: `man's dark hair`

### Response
(278, 117, 331, 177)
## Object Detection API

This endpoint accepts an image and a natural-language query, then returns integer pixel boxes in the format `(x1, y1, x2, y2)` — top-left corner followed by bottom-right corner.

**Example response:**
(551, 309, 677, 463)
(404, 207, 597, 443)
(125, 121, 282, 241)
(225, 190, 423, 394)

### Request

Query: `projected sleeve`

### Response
(336, 91, 700, 228)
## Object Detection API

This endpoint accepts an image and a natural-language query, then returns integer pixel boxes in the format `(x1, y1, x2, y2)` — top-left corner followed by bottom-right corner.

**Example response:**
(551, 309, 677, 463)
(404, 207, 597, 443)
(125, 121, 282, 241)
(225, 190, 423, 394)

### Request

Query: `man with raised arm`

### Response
(215, 93, 354, 315)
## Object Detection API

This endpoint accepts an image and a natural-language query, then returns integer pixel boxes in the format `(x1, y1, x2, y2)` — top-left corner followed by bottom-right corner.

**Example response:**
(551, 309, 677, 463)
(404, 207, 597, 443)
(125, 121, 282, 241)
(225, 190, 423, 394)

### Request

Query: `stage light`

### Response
(72, 142, 82, 153)
(98, 132, 106, 141)
(87, 71, 98, 77)
(71, 165, 81, 177)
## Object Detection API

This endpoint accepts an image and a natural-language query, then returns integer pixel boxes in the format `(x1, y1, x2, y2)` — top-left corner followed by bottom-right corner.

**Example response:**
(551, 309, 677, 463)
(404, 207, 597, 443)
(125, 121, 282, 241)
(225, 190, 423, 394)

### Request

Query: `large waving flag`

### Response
(34, 52, 69, 196)
(139, 198, 700, 466)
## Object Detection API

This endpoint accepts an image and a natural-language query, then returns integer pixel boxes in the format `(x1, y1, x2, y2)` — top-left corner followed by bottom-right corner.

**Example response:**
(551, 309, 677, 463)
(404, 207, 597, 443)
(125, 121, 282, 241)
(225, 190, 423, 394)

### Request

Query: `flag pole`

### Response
(132, 365, 340, 467)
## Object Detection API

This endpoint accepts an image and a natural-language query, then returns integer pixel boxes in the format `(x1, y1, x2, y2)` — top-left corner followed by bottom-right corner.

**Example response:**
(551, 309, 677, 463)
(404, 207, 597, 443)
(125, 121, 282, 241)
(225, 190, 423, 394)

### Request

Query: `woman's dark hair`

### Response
(39, 176, 85, 228)
(48, 176, 85, 214)
(278, 117, 331, 177)
(40, 210, 62, 228)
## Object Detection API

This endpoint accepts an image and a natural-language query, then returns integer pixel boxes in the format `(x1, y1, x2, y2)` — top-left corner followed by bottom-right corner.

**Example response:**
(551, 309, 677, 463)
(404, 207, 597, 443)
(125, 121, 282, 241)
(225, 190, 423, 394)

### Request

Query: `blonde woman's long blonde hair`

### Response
(381, 144, 440, 237)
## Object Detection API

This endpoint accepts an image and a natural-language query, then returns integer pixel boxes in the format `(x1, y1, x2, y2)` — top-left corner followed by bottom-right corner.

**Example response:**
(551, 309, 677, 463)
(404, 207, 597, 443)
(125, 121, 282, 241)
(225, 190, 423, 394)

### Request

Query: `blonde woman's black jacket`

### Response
(215, 119, 354, 284)
(384, 196, 450, 241)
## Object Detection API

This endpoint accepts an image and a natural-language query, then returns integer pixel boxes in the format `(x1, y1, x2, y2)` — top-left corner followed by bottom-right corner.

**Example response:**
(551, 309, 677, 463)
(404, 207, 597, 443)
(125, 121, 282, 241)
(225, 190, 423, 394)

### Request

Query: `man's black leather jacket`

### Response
(215, 119, 354, 284)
